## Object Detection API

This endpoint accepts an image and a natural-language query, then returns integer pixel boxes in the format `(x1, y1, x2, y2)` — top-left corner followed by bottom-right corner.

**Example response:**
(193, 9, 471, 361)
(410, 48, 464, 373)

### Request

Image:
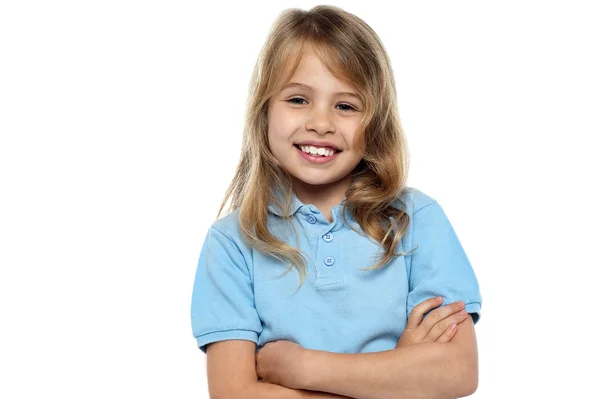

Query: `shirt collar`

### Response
(267, 188, 303, 217)
(267, 188, 348, 219)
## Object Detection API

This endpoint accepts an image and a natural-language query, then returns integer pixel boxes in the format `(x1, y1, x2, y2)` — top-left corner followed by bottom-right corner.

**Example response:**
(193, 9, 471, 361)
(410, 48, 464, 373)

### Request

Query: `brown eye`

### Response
(287, 97, 357, 112)
(287, 97, 307, 105)
(337, 103, 356, 112)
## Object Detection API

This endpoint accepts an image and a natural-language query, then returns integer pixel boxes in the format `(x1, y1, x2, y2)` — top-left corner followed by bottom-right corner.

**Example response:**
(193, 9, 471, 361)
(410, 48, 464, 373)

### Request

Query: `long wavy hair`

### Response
(215, 5, 415, 289)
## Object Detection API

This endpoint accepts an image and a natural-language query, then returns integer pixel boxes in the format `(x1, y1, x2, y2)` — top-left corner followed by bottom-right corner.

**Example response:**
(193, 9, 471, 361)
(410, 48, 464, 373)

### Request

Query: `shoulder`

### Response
(208, 208, 252, 254)
(211, 208, 241, 236)
(393, 186, 438, 216)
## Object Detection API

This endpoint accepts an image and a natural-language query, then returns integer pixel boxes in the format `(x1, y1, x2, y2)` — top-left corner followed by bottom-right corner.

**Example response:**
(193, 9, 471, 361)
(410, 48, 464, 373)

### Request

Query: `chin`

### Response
(293, 174, 342, 186)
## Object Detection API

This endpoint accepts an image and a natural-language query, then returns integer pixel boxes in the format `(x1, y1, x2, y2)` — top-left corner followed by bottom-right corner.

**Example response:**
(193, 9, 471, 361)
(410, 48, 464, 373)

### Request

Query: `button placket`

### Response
(315, 223, 344, 290)
(301, 207, 344, 290)
(320, 229, 335, 267)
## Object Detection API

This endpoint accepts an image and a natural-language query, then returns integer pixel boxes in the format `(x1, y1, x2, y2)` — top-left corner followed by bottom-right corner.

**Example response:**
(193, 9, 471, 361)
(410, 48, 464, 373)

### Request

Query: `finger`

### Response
(435, 323, 457, 343)
(406, 296, 443, 329)
(424, 308, 469, 342)
(419, 300, 465, 334)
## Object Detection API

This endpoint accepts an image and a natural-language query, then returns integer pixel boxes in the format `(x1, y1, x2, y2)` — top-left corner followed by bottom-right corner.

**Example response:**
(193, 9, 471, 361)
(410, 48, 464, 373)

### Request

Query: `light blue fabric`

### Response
(190, 187, 482, 354)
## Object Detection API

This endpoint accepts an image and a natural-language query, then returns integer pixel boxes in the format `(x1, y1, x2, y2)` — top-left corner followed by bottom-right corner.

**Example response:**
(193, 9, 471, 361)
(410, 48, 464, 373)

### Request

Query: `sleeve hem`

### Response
(196, 329, 259, 354)
(464, 302, 482, 325)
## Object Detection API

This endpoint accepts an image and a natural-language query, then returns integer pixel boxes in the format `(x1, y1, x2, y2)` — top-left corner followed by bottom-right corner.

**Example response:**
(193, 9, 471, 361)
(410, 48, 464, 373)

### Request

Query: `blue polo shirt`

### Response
(190, 187, 482, 354)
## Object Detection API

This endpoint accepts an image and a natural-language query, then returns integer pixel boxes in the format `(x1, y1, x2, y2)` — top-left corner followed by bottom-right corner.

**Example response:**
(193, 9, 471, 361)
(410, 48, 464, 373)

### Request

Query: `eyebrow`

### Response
(281, 82, 361, 100)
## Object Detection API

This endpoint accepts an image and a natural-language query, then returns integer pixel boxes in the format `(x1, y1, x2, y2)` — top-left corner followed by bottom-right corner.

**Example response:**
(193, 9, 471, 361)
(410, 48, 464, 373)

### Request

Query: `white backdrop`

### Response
(1, 0, 599, 397)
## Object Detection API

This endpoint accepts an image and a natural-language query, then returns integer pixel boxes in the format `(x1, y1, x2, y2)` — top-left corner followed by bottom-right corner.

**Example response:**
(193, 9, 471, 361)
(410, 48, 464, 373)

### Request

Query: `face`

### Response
(267, 48, 364, 195)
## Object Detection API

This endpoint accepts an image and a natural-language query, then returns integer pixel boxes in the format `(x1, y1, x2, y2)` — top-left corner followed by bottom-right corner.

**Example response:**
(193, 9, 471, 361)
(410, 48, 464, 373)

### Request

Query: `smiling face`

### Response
(267, 47, 365, 199)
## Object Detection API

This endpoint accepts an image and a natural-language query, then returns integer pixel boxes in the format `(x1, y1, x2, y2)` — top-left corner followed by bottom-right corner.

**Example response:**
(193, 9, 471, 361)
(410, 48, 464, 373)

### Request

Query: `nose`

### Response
(305, 106, 336, 135)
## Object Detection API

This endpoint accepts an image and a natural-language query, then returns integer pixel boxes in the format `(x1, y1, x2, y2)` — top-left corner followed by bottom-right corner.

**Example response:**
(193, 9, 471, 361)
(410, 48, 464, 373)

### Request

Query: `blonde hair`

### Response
(216, 5, 415, 289)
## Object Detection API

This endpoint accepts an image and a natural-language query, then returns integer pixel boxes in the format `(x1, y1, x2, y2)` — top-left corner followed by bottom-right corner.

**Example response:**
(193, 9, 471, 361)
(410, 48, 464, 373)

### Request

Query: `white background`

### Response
(1, 0, 599, 397)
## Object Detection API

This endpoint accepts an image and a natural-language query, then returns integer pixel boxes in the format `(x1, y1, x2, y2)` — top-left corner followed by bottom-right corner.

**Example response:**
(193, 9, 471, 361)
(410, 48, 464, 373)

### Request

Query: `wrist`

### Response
(299, 348, 316, 390)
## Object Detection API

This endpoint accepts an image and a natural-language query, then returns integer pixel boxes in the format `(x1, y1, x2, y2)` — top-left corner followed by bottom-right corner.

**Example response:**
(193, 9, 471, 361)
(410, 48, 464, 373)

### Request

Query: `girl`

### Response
(191, 5, 482, 399)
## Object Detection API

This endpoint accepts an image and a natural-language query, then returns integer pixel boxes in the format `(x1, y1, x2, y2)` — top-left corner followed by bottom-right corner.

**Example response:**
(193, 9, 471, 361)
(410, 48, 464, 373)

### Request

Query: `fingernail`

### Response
(437, 296, 443, 301)
(460, 310, 467, 316)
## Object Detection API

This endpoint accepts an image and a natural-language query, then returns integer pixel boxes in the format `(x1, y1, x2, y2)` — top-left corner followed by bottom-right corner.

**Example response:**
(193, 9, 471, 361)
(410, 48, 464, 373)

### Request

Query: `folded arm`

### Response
(299, 315, 478, 399)
(206, 340, 356, 399)
(247, 382, 355, 399)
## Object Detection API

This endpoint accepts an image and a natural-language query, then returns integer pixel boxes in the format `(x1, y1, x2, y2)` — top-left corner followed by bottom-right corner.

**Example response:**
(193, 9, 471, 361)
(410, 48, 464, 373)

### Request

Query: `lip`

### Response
(295, 145, 340, 165)
(294, 140, 341, 151)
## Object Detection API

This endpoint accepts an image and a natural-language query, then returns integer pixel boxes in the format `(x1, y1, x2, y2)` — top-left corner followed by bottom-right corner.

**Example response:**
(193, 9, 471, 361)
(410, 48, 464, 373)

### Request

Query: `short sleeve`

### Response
(406, 200, 483, 324)
(190, 226, 262, 354)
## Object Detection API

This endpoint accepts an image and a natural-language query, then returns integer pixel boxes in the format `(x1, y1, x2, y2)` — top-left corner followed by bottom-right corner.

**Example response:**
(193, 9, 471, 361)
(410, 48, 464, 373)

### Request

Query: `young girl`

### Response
(191, 5, 482, 399)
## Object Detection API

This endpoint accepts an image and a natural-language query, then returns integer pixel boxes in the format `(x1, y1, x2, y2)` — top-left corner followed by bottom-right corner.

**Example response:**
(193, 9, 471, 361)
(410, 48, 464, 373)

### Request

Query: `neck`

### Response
(291, 174, 352, 211)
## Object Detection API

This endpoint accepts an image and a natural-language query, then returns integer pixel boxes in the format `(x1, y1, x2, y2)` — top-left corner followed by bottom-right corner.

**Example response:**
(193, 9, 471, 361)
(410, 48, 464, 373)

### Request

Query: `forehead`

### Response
(277, 47, 356, 93)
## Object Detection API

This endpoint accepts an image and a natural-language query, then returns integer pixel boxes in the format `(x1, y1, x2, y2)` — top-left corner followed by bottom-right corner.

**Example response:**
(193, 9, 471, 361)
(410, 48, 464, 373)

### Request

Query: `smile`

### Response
(294, 145, 340, 165)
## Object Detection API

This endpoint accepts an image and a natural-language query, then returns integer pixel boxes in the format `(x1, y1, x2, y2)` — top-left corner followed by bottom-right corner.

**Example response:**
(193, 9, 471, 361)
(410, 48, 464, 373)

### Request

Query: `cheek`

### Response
(266, 113, 280, 146)
(266, 125, 283, 151)
(266, 125, 286, 158)
(347, 124, 364, 153)
(271, 104, 300, 127)
(268, 111, 297, 141)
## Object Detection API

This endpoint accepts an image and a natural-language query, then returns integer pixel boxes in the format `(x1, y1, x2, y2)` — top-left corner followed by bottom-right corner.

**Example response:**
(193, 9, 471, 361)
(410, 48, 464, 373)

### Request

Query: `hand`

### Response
(396, 297, 469, 348)
(255, 340, 308, 389)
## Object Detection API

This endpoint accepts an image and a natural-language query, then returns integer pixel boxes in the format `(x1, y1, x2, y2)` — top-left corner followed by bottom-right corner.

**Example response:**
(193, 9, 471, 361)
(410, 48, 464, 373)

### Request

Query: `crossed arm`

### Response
(256, 314, 478, 399)
(207, 315, 478, 399)
(296, 315, 478, 399)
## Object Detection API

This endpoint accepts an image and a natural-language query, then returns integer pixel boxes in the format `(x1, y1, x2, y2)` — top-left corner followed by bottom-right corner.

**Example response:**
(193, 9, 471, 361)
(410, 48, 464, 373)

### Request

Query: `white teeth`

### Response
(299, 145, 335, 157)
